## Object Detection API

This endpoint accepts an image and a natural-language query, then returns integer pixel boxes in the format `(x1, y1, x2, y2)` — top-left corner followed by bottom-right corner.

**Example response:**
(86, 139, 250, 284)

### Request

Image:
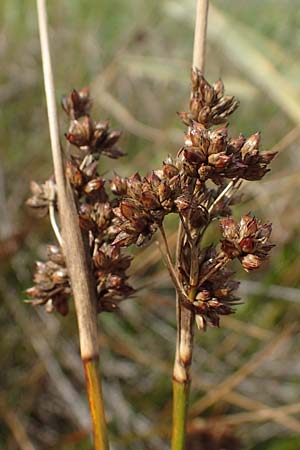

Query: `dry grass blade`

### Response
(222, 316, 272, 340)
(92, 88, 181, 145)
(192, 377, 300, 433)
(208, 5, 300, 124)
(121, 55, 258, 100)
(0, 396, 37, 450)
(190, 401, 300, 433)
(239, 280, 300, 304)
(190, 325, 294, 416)
(221, 402, 300, 429)
(269, 126, 300, 154)
(1, 282, 90, 429)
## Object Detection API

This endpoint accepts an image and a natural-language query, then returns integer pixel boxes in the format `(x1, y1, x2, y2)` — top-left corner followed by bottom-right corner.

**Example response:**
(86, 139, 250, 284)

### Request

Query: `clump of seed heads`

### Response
(27, 70, 275, 330)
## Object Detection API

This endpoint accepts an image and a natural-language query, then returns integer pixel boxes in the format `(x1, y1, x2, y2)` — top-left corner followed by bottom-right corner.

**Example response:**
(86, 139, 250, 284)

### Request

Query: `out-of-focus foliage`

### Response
(1, 1, 300, 449)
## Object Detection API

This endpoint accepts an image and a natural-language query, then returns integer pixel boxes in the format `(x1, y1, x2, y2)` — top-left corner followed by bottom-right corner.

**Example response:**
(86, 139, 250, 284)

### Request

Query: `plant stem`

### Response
(49, 191, 63, 247)
(158, 226, 188, 301)
(172, 1, 209, 449)
(172, 285, 197, 450)
(36, 1, 109, 448)
(208, 177, 240, 215)
(193, 0, 209, 72)
(84, 359, 109, 450)
(171, 380, 190, 450)
(197, 256, 228, 287)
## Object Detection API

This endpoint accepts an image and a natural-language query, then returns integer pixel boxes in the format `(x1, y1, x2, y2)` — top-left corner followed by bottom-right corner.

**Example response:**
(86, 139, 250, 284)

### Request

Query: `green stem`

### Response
(84, 358, 109, 450)
(171, 380, 190, 450)
(171, 288, 196, 450)
(171, 0, 209, 446)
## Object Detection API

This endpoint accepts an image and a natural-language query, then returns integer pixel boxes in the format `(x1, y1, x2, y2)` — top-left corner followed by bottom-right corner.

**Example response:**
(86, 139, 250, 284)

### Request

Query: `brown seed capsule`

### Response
(220, 217, 238, 240)
(141, 191, 161, 210)
(61, 87, 92, 119)
(52, 269, 68, 284)
(241, 253, 262, 271)
(239, 237, 255, 253)
(158, 182, 171, 203)
(203, 83, 215, 105)
(213, 78, 224, 96)
(66, 116, 94, 148)
(208, 127, 228, 155)
(105, 130, 122, 147)
(163, 163, 179, 179)
(93, 251, 107, 269)
(195, 290, 211, 302)
(47, 245, 65, 265)
(241, 132, 261, 159)
(65, 161, 84, 188)
(84, 178, 105, 194)
(198, 106, 211, 124)
(208, 152, 231, 169)
(26, 179, 56, 216)
(120, 200, 140, 221)
(78, 203, 95, 230)
(183, 148, 203, 165)
(110, 175, 128, 195)
(240, 215, 258, 237)
(221, 215, 273, 268)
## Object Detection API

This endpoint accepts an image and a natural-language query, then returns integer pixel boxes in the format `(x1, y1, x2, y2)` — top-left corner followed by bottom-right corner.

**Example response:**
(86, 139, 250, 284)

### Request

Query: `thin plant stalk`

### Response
(36, 1, 109, 448)
(171, 1, 209, 449)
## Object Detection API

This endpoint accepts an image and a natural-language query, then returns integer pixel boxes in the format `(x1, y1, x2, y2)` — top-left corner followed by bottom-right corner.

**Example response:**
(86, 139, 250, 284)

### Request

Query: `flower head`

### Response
(26, 179, 56, 217)
(26, 246, 71, 316)
(178, 70, 238, 128)
(220, 215, 274, 271)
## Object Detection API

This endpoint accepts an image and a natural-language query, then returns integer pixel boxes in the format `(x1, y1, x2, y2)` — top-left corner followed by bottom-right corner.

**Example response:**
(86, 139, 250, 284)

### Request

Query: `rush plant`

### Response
(27, 1, 275, 449)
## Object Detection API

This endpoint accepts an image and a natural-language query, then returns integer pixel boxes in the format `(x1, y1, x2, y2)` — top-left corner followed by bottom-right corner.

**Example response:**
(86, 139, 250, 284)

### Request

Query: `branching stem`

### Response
(172, 2, 210, 450)
(49, 201, 63, 247)
(208, 177, 240, 215)
(197, 256, 229, 287)
(158, 227, 188, 303)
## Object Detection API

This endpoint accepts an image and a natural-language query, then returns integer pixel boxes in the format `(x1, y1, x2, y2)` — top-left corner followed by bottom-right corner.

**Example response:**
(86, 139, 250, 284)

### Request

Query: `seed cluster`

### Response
(27, 71, 275, 330)
(27, 88, 134, 314)
(26, 179, 56, 217)
(111, 160, 181, 247)
(220, 215, 274, 272)
(108, 70, 275, 330)
(26, 245, 70, 315)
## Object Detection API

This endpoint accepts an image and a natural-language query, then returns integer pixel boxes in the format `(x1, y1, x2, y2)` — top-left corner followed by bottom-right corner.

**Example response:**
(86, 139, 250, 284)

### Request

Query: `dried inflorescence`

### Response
(179, 246, 240, 331)
(182, 125, 276, 184)
(178, 72, 238, 128)
(61, 87, 92, 119)
(220, 215, 274, 271)
(112, 161, 181, 247)
(26, 245, 70, 316)
(27, 71, 275, 330)
(66, 117, 124, 159)
(93, 244, 134, 312)
(175, 72, 274, 328)
(26, 179, 57, 217)
(103, 69, 274, 330)
(27, 87, 135, 315)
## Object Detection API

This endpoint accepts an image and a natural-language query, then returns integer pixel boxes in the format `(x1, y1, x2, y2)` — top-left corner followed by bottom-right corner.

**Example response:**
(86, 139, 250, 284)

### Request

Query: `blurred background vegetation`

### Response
(1, 0, 300, 449)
